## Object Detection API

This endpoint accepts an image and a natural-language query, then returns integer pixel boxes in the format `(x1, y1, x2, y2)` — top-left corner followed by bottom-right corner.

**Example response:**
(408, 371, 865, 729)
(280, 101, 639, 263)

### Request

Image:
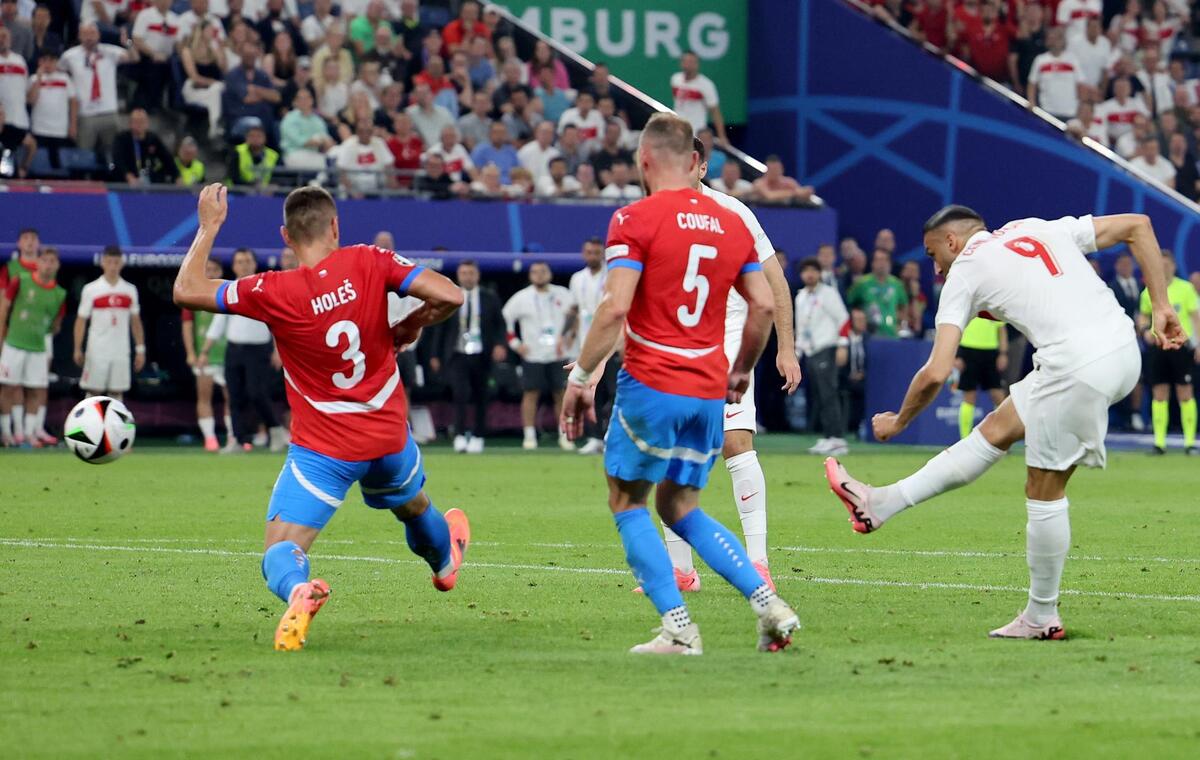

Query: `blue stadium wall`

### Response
(745, 0, 1200, 272)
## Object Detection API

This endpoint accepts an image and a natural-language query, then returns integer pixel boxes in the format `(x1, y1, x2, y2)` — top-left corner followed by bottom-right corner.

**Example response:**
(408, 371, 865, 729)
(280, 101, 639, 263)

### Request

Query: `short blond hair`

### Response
(639, 112, 694, 161)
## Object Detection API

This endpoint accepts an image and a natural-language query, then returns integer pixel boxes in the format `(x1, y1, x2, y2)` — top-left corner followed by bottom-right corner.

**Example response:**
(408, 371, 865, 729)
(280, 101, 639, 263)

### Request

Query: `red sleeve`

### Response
(4, 275, 19, 301)
(604, 204, 648, 272)
(181, 308, 194, 322)
(369, 245, 425, 293)
(56, 301, 67, 321)
(218, 271, 284, 323)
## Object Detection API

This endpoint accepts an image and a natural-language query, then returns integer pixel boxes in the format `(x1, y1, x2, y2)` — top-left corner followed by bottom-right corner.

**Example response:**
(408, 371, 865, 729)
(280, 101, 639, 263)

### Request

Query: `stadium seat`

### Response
(28, 148, 69, 179)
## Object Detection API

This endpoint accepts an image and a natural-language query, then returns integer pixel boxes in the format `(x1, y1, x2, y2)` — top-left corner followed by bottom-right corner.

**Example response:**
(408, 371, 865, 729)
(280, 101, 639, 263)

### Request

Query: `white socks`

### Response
(223, 415, 233, 437)
(726, 450, 768, 563)
(11, 404, 23, 438)
(0, 413, 10, 439)
(661, 524, 694, 573)
(1023, 497, 1070, 625)
(24, 412, 37, 440)
(34, 406, 45, 436)
(198, 416, 216, 439)
(872, 429, 1005, 524)
(523, 426, 536, 440)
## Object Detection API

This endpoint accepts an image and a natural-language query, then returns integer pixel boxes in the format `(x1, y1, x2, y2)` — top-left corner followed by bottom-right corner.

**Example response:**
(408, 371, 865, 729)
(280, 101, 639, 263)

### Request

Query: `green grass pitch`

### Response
(2, 439, 1199, 759)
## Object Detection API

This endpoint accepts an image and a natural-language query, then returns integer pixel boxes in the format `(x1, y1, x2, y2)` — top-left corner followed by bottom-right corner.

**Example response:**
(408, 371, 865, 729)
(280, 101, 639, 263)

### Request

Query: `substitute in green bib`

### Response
(955, 317, 1009, 439)
(182, 258, 231, 452)
(0, 248, 67, 447)
(1138, 252, 1200, 455)
(847, 249, 909, 337)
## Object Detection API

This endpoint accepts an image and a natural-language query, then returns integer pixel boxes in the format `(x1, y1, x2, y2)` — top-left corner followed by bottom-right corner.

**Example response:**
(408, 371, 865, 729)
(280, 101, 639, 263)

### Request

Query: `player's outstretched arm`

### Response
(392, 270, 465, 344)
(173, 184, 230, 313)
(729, 269, 775, 403)
(1093, 213, 1185, 348)
(873, 324, 962, 442)
(763, 255, 801, 393)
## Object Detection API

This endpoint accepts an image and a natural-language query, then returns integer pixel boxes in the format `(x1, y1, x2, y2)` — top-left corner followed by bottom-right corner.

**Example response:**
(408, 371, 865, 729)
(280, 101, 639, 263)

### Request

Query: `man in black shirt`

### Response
(112, 108, 178, 184)
(1008, 1, 1046, 90)
(588, 120, 633, 186)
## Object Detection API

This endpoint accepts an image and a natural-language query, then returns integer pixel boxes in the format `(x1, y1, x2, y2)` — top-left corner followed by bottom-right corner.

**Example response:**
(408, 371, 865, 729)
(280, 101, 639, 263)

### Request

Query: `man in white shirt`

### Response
(336, 118, 393, 195)
(0, 26, 30, 157)
(563, 238, 610, 454)
(670, 51, 725, 142)
(709, 160, 753, 198)
(422, 123, 475, 182)
(300, 0, 336, 49)
(1136, 45, 1174, 116)
(795, 257, 850, 456)
(74, 246, 145, 400)
(25, 47, 77, 171)
(60, 22, 135, 161)
(827, 205, 1184, 640)
(534, 155, 581, 197)
(80, 0, 129, 31)
(502, 261, 575, 451)
(405, 82, 455, 146)
(557, 90, 604, 148)
(1095, 77, 1150, 144)
(176, 0, 225, 42)
(1129, 135, 1176, 186)
(599, 160, 643, 200)
(516, 119, 559, 184)
(131, 0, 179, 112)
(1027, 28, 1084, 120)
(1054, 0, 1100, 43)
(1065, 16, 1110, 94)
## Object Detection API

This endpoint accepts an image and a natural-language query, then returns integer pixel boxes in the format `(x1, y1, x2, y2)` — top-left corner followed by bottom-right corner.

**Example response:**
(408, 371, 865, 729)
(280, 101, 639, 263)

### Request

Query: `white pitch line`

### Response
(3, 538, 1198, 603)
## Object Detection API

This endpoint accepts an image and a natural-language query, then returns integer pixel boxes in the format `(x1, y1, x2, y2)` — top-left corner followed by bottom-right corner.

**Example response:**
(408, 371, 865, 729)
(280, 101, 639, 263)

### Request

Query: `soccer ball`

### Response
(64, 396, 136, 464)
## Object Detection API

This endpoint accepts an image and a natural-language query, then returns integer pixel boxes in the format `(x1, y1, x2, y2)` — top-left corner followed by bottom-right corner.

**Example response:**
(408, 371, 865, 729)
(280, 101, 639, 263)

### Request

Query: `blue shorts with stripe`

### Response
(604, 369, 725, 489)
(267, 435, 426, 529)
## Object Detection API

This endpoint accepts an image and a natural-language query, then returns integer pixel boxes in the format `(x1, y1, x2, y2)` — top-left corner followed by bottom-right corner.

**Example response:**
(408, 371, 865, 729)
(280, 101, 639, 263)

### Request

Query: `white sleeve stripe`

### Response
(605, 244, 630, 261)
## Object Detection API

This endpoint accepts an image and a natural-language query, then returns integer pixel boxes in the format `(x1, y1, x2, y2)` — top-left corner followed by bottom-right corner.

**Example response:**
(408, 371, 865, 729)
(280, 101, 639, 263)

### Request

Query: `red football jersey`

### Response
(216, 245, 424, 460)
(605, 187, 760, 399)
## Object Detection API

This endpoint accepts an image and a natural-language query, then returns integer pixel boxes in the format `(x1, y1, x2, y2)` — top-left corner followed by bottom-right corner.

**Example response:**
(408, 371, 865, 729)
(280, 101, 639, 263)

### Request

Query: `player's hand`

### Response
(196, 351, 208, 368)
(727, 369, 751, 404)
(776, 350, 801, 394)
(73, 349, 84, 367)
(517, 344, 529, 358)
(996, 353, 1008, 373)
(429, 357, 441, 373)
(1153, 306, 1186, 350)
(872, 411, 904, 442)
(197, 183, 228, 231)
(392, 319, 422, 352)
(134, 353, 146, 372)
(559, 381, 596, 441)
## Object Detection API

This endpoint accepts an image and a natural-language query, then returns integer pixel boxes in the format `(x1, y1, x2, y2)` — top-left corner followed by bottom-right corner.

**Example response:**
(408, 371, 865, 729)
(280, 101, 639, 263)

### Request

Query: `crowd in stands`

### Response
(865, 0, 1200, 201)
(0, 0, 820, 204)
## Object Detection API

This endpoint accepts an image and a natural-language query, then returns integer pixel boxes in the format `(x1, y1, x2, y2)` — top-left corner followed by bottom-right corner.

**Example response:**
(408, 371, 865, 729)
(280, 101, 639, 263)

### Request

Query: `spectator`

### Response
(507, 165, 534, 196)
(1066, 100, 1109, 146)
(598, 159, 642, 200)
(262, 24, 299, 89)
(222, 38, 281, 140)
(1095, 77, 1149, 144)
(1168, 58, 1195, 110)
(23, 45, 75, 174)
(465, 35, 494, 91)
(413, 53, 454, 100)
(1007, 1, 1045, 90)
(129, 0, 178, 113)
(204, 248, 288, 453)
(1136, 44, 1173, 117)
(963, 1, 1011, 83)
(535, 155, 581, 197)
(557, 89, 604, 146)
(59, 22, 132, 163)
(74, 245, 145, 402)
(446, 50, 476, 113)
(596, 95, 633, 150)
(1026, 27, 1083, 121)
(280, 86, 333, 170)
(350, 56, 387, 110)
(423, 123, 474, 182)
(556, 124, 587, 174)
(908, 0, 949, 50)
(898, 260, 927, 333)
(386, 110, 422, 184)
(434, 258, 504, 454)
(752, 155, 815, 204)
(846, 248, 908, 337)
(0, 0, 32, 62)
(350, 0, 387, 57)
(316, 57, 348, 119)
(1167, 132, 1198, 199)
(469, 118, 518, 182)
(670, 50, 724, 141)
(696, 126, 725, 178)
(226, 122, 277, 187)
(502, 260, 575, 451)
(112, 108, 176, 185)
(1107, 0, 1145, 55)
(838, 308, 869, 437)
(1057, 0, 1101, 44)
(177, 0, 223, 40)
(414, 151, 462, 199)
(517, 119, 559, 183)
(709, 161, 753, 198)
(336, 116, 393, 195)
(373, 80, 405, 131)
(948, 0, 983, 58)
(1115, 112, 1153, 159)
(874, 228, 896, 257)
(589, 119, 633, 186)
(533, 61, 571, 124)
(468, 161, 503, 196)
(174, 135, 206, 185)
(79, 0, 123, 39)
(527, 38, 569, 91)
(300, 0, 336, 50)
(313, 22, 353, 89)
(492, 59, 531, 114)
(816, 243, 839, 288)
(794, 257, 850, 456)
(1144, 0, 1181, 60)
(1130, 134, 1176, 185)
(501, 87, 539, 143)
(29, 5, 62, 63)
(457, 89, 491, 149)
(1067, 15, 1110, 96)
(573, 162, 599, 198)
(405, 81, 454, 145)
(442, 0, 489, 55)
(394, 0, 424, 55)
(254, 0, 304, 56)
(494, 35, 526, 83)
(179, 8, 226, 140)
(585, 60, 618, 102)
(838, 237, 868, 294)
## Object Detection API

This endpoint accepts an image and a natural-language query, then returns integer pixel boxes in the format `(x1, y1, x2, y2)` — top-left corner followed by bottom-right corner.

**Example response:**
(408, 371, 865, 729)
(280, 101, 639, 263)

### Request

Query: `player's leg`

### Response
(449, 355, 471, 451)
(1175, 348, 1196, 453)
(551, 364, 573, 450)
(263, 445, 361, 651)
(195, 372, 218, 451)
(959, 389, 978, 440)
(520, 362, 541, 449)
(360, 435, 468, 590)
(246, 345, 286, 451)
(0, 345, 24, 446)
(0, 379, 18, 446)
(216, 371, 234, 448)
(722, 427, 772, 587)
(469, 356, 490, 449)
(828, 395, 1021, 533)
(1150, 382, 1170, 453)
(224, 346, 249, 448)
(23, 386, 47, 447)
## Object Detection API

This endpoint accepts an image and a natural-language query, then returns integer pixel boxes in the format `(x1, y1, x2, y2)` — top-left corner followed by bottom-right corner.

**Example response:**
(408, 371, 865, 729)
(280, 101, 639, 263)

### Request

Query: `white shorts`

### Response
(723, 328, 757, 433)
(0, 344, 50, 388)
(81, 353, 131, 393)
(1010, 340, 1140, 471)
(193, 364, 227, 386)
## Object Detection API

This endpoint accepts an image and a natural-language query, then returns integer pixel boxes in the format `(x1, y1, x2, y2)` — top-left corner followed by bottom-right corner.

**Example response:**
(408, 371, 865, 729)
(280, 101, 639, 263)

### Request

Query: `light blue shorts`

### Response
(267, 436, 426, 529)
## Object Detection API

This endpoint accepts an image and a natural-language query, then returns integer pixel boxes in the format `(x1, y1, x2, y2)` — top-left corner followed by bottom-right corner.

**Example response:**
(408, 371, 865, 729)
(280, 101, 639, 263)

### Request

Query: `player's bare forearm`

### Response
(73, 317, 86, 354)
(174, 185, 230, 312)
(576, 301, 624, 374)
(896, 324, 961, 428)
(0, 299, 10, 344)
(763, 256, 796, 354)
(731, 270, 774, 374)
(1094, 214, 1169, 304)
(403, 269, 464, 327)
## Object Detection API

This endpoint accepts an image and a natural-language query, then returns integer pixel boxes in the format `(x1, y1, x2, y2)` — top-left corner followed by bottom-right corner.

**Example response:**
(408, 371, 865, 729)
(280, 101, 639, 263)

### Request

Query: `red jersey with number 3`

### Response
(605, 187, 760, 399)
(216, 245, 424, 460)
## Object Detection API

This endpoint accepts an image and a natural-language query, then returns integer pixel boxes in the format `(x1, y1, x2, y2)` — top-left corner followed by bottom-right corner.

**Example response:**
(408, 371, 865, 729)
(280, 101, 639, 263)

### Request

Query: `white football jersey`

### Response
(699, 184, 776, 338)
(935, 216, 1135, 376)
(78, 276, 140, 357)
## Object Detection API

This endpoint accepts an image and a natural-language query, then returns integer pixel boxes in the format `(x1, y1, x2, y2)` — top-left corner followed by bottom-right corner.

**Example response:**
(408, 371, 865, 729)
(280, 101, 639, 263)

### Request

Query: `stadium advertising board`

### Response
(501, 1, 748, 123)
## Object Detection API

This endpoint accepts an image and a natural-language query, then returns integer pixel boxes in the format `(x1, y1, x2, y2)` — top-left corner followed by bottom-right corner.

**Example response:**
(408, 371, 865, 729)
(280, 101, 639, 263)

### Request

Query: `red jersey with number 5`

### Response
(605, 187, 760, 399)
(216, 245, 424, 460)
